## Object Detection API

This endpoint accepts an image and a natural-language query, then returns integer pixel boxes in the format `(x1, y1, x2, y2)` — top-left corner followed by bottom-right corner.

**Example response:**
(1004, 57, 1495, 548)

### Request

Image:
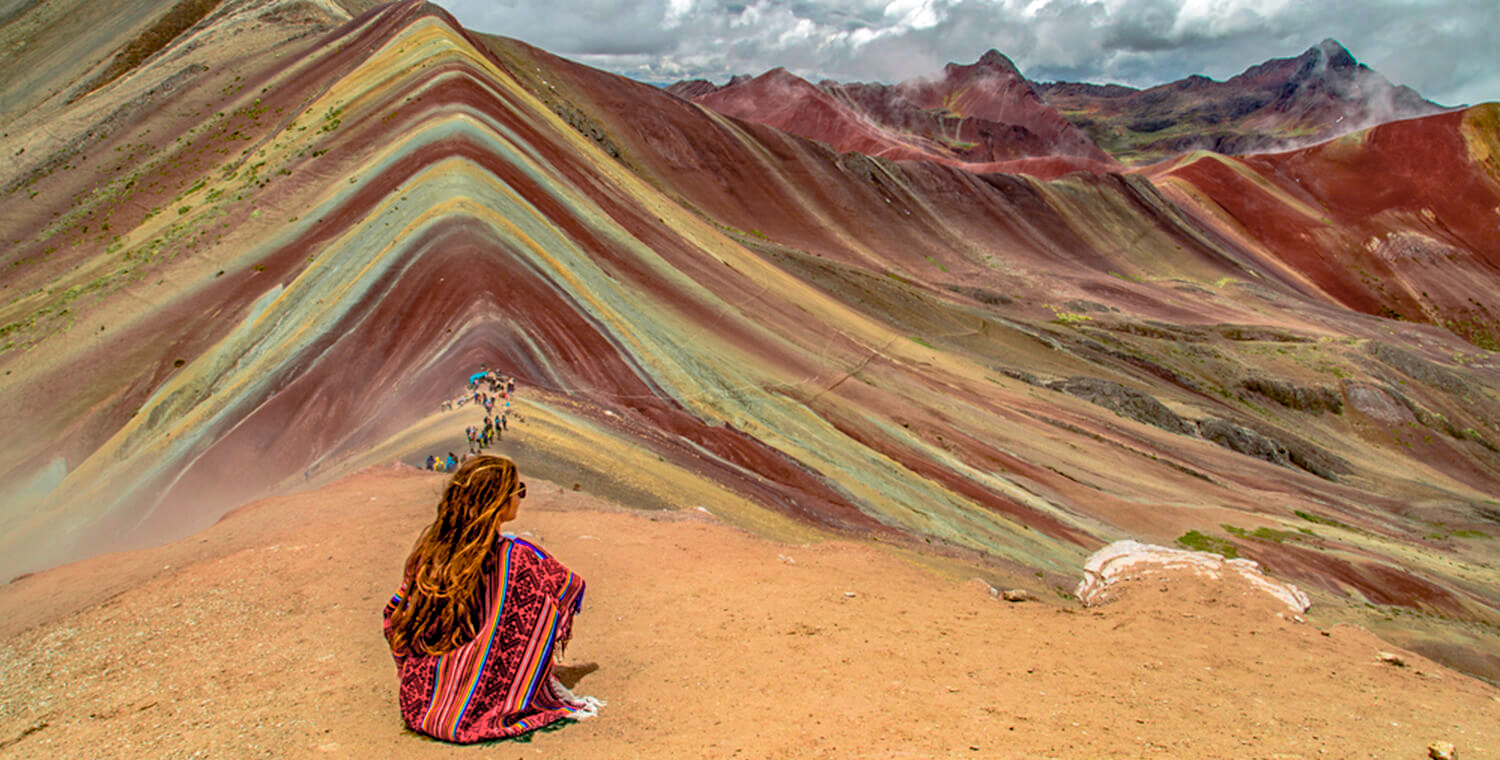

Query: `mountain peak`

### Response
(750, 67, 814, 89)
(1309, 38, 1357, 70)
(977, 49, 1019, 70)
(949, 49, 1022, 77)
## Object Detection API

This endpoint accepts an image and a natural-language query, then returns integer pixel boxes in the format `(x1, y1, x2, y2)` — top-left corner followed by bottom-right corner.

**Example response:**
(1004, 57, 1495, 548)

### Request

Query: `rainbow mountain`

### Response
(2, 0, 1499, 679)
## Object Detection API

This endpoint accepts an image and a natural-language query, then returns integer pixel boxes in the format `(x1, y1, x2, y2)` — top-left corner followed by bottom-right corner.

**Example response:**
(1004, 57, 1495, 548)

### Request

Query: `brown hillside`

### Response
(1, 466, 1496, 758)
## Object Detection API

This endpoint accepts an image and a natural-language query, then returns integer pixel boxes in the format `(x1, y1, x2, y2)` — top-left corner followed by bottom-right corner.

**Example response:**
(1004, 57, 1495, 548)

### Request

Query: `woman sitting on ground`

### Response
(382, 455, 599, 742)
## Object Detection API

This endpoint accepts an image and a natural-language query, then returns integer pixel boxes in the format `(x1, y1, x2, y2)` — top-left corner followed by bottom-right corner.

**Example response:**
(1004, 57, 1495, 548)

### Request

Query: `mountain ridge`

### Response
(670, 46, 1115, 171)
(672, 38, 1451, 166)
(1037, 37, 1449, 162)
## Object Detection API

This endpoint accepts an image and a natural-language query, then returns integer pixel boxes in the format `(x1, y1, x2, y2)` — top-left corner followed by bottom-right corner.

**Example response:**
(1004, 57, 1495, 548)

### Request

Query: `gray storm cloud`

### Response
(445, 0, 1498, 106)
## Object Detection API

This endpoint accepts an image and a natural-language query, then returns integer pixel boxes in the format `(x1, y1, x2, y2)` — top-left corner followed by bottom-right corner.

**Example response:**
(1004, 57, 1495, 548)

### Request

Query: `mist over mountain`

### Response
(1037, 38, 1451, 163)
(673, 38, 1452, 167)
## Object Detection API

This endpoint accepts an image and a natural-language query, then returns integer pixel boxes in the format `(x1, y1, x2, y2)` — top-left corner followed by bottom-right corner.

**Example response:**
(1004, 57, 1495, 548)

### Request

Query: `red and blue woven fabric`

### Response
(382, 537, 593, 742)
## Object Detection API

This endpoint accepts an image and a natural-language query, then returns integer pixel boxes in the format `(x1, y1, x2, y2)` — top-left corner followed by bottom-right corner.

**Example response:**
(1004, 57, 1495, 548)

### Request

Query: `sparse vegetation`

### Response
(1222, 524, 1308, 543)
(1046, 304, 1092, 324)
(1294, 510, 1351, 529)
(68, 0, 222, 104)
(1177, 530, 1239, 559)
(322, 106, 343, 133)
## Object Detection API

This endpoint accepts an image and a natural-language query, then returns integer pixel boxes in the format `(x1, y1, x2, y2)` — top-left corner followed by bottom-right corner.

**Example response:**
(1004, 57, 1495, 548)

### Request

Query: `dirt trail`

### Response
(1, 466, 1496, 758)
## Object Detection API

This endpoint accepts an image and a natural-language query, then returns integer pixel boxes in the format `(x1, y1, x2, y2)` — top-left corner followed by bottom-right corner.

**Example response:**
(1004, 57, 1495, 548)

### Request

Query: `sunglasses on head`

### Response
(514, 482, 526, 500)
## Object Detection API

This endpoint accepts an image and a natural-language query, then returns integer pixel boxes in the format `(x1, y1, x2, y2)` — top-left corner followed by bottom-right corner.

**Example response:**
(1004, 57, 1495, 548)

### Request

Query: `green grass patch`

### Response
(1221, 524, 1303, 542)
(1177, 530, 1239, 559)
(1250, 527, 1304, 543)
(1294, 510, 1351, 529)
(1045, 304, 1091, 324)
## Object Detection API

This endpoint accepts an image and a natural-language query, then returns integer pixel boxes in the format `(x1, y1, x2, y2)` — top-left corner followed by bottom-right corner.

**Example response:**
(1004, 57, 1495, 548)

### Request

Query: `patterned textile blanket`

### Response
(382, 537, 600, 743)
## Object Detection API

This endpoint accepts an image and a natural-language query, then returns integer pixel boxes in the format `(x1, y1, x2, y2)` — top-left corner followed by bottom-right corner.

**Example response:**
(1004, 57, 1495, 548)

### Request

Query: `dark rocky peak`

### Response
(947, 49, 1024, 78)
(1233, 41, 1341, 84)
(1311, 38, 1358, 70)
(1284, 38, 1365, 84)
(977, 48, 1021, 72)
(1036, 81, 1139, 99)
(1173, 74, 1216, 91)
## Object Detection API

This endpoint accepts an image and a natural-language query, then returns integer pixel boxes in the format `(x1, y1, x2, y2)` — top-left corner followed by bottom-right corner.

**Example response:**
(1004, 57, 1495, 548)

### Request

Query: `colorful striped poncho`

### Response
(382, 536, 599, 742)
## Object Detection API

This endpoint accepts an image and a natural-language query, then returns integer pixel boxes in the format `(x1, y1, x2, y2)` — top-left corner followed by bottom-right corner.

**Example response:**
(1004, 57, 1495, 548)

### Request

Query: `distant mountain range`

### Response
(670, 38, 1449, 166)
(668, 50, 1114, 176)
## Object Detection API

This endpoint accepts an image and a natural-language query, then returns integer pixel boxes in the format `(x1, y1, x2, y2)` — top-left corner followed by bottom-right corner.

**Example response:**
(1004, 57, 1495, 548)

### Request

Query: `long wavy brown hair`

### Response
(387, 455, 521, 656)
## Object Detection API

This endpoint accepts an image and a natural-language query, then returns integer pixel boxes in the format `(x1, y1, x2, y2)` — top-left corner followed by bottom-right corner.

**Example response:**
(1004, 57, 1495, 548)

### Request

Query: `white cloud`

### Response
(441, 0, 1499, 105)
(885, 0, 940, 30)
(665, 0, 696, 26)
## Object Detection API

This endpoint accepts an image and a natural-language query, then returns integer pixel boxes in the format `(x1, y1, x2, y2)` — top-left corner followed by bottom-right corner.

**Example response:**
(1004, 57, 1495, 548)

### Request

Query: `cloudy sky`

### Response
(442, 0, 1497, 106)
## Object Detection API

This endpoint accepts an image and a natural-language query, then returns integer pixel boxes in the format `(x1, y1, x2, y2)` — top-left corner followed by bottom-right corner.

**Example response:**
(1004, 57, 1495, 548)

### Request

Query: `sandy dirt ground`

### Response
(1, 465, 1497, 759)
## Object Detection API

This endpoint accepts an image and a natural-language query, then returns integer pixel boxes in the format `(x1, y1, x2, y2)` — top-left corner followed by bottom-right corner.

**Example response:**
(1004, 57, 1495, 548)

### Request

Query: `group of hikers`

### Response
(424, 365, 518, 472)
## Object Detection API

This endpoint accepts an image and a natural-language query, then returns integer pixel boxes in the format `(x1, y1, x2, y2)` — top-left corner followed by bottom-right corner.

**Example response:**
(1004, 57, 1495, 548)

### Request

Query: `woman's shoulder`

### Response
(500, 533, 553, 562)
(497, 534, 579, 588)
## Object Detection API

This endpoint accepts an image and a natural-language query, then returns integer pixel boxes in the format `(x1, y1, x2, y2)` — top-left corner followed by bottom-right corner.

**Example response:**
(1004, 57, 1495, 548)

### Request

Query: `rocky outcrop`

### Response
(1037, 342, 1361, 481)
(1196, 417, 1349, 480)
(1238, 376, 1343, 414)
(1047, 377, 1195, 435)
(1365, 342, 1467, 394)
(1344, 382, 1418, 425)
(1076, 540, 1311, 613)
(1270, 431, 1351, 480)
(1197, 418, 1290, 466)
(1211, 325, 1314, 343)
